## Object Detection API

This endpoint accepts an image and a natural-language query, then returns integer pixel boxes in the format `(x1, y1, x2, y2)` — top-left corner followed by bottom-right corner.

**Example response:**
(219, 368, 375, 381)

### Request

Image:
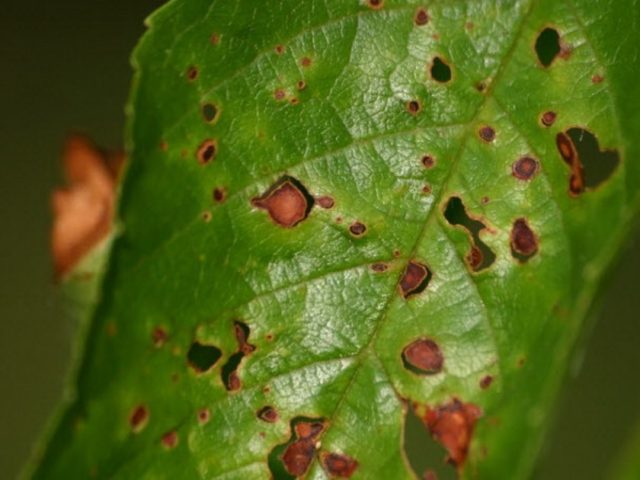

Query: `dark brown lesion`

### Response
(196, 139, 217, 165)
(321, 452, 359, 478)
(402, 338, 444, 374)
(399, 260, 432, 298)
(512, 156, 539, 181)
(252, 176, 314, 228)
(257, 406, 279, 423)
(443, 197, 495, 272)
(220, 321, 256, 391)
(510, 218, 538, 262)
(269, 418, 327, 478)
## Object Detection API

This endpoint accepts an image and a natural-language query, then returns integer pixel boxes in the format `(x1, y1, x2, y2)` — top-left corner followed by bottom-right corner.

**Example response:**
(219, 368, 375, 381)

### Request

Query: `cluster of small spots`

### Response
(349, 221, 367, 237)
(541, 111, 557, 127)
(186, 65, 199, 81)
(510, 218, 539, 262)
(196, 139, 217, 165)
(197, 408, 211, 425)
(212, 187, 227, 203)
(406, 100, 422, 116)
(321, 452, 359, 478)
(480, 375, 494, 389)
(221, 321, 256, 391)
(478, 125, 495, 142)
(161, 430, 178, 449)
(252, 176, 314, 228)
(152, 327, 168, 348)
(399, 260, 432, 298)
(512, 156, 539, 181)
(414, 8, 429, 26)
(316, 195, 335, 209)
(421, 155, 435, 169)
(257, 406, 279, 423)
(129, 405, 149, 434)
(402, 338, 443, 374)
(202, 103, 219, 123)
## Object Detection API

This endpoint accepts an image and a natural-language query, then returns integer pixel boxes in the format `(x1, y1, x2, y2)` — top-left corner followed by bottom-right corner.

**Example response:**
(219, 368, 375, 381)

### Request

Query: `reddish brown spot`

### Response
(371, 262, 388, 273)
(422, 399, 482, 467)
(393, 249, 401, 257)
(322, 452, 359, 478)
(402, 338, 443, 374)
(414, 8, 429, 26)
(252, 177, 313, 228)
(592, 74, 604, 84)
(301, 57, 312, 67)
(421, 155, 435, 168)
(399, 260, 431, 298)
(152, 327, 168, 348)
(367, 0, 383, 9)
(316, 195, 335, 209)
(213, 187, 227, 203)
(559, 43, 573, 59)
(478, 126, 495, 142)
(275, 44, 285, 55)
(129, 405, 149, 433)
(274, 88, 286, 100)
(541, 111, 557, 127)
(186, 65, 199, 81)
(281, 421, 326, 476)
(407, 100, 421, 116)
(511, 218, 538, 261)
(197, 408, 211, 425)
(257, 406, 279, 423)
(512, 156, 539, 181)
(201, 211, 212, 223)
(210, 33, 220, 45)
(466, 245, 483, 271)
(297, 80, 307, 90)
(196, 139, 217, 165)
(480, 375, 493, 389)
(161, 430, 178, 449)
(349, 221, 367, 237)
(51, 135, 124, 277)
(235, 321, 256, 355)
(475, 81, 487, 92)
(422, 185, 432, 195)
(465, 21, 475, 31)
(289, 97, 300, 105)
(226, 371, 241, 391)
(424, 470, 439, 480)
(481, 196, 490, 205)
(159, 140, 168, 151)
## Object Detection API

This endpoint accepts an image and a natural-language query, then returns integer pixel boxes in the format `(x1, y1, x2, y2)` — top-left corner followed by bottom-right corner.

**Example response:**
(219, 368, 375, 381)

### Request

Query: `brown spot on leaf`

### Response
(511, 218, 538, 261)
(129, 405, 149, 433)
(422, 399, 482, 467)
(202, 103, 219, 123)
(252, 176, 314, 228)
(414, 8, 429, 26)
(592, 74, 604, 84)
(301, 57, 312, 67)
(316, 195, 335, 209)
(407, 100, 422, 116)
(297, 80, 307, 90)
(161, 430, 178, 449)
(512, 156, 539, 181)
(196, 139, 217, 165)
(221, 321, 256, 392)
(257, 406, 279, 423)
(367, 0, 383, 9)
(478, 126, 495, 142)
(541, 111, 557, 127)
(152, 327, 168, 348)
(399, 260, 432, 298)
(186, 65, 199, 81)
(422, 155, 435, 168)
(280, 420, 327, 477)
(274, 88, 286, 101)
(402, 338, 443, 374)
(210, 33, 220, 45)
(371, 262, 388, 272)
(212, 187, 227, 203)
(480, 375, 493, 389)
(349, 221, 367, 237)
(201, 211, 212, 223)
(322, 452, 359, 478)
(197, 408, 210, 425)
(275, 44, 285, 55)
(51, 135, 124, 278)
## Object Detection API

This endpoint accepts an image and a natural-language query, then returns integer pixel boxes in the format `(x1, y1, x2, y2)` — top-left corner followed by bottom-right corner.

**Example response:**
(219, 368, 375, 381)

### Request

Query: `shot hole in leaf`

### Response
(535, 27, 561, 67)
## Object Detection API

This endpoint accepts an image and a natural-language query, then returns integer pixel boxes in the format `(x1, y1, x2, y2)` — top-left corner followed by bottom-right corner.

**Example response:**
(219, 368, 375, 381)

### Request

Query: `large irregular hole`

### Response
(430, 57, 452, 83)
(535, 27, 561, 67)
(220, 321, 255, 391)
(269, 418, 327, 479)
(402, 338, 444, 375)
(511, 218, 539, 262)
(187, 341, 222, 373)
(404, 406, 454, 480)
(399, 260, 432, 298)
(556, 128, 620, 195)
(252, 176, 314, 228)
(443, 197, 496, 271)
(321, 452, 359, 478)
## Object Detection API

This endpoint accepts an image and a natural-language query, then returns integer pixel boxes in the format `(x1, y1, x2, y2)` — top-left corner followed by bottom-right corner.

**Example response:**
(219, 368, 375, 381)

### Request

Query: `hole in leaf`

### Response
(268, 418, 326, 479)
(404, 406, 455, 480)
(187, 342, 222, 373)
(402, 338, 443, 374)
(220, 321, 255, 391)
(321, 452, 359, 478)
(252, 176, 314, 228)
(399, 261, 432, 298)
(202, 103, 219, 123)
(535, 27, 561, 67)
(443, 197, 495, 271)
(430, 57, 452, 83)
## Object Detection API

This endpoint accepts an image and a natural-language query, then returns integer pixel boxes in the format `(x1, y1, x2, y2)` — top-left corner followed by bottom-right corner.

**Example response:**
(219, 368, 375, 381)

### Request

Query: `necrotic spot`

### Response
(367, 0, 383, 9)
(269, 418, 327, 478)
(510, 218, 538, 262)
(402, 338, 443, 374)
(541, 111, 557, 127)
(407, 100, 421, 115)
(212, 187, 227, 203)
(257, 406, 279, 423)
(186, 65, 199, 81)
(414, 8, 429, 26)
(478, 126, 495, 142)
(321, 452, 359, 478)
(430, 57, 452, 83)
(197, 408, 211, 424)
(196, 139, 217, 165)
(161, 430, 178, 449)
(512, 156, 539, 181)
(202, 103, 219, 123)
(349, 221, 367, 237)
(535, 27, 561, 67)
(316, 196, 334, 209)
(129, 405, 149, 433)
(252, 176, 314, 228)
(422, 155, 435, 168)
(187, 341, 222, 373)
(399, 260, 432, 298)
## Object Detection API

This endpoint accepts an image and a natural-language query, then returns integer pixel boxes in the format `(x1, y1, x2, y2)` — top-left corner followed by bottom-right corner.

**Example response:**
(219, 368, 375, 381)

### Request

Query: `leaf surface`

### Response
(32, 0, 640, 478)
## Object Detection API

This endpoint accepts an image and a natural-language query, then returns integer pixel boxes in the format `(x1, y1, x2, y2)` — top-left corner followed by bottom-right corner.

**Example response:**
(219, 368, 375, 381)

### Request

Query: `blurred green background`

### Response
(1, 1, 638, 478)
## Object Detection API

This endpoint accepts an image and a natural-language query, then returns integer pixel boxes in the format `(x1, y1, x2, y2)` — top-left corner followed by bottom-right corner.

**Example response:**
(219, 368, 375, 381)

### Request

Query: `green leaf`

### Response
(30, 0, 640, 478)
(610, 418, 640, 480)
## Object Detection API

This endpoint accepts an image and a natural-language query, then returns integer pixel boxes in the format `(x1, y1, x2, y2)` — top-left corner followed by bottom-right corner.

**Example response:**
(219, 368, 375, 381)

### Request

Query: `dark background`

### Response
(1, 2, 638, 478)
